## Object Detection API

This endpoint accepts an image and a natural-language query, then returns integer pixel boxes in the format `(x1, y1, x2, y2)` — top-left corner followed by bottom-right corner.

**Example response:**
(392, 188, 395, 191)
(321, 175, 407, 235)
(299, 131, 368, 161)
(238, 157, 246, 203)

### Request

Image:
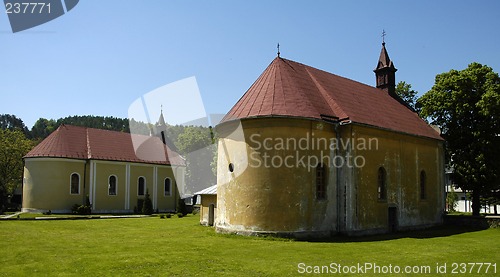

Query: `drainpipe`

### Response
(334, 119, 352, 234)
(334, 123, 341, 233)
(21, 158, 25, 211)
(173, 176, 177, 213)
(321, 115, 352, 234)
(320, 115, 343, 234)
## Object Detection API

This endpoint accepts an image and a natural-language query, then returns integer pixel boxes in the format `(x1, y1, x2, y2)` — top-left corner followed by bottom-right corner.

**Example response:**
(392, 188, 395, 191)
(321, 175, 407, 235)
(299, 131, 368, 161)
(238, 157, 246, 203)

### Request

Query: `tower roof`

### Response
(221, 57, 441, 140)
(157, 109, 166, 127)
(375, 42, 397, 72)
(25, 125, 185, 165)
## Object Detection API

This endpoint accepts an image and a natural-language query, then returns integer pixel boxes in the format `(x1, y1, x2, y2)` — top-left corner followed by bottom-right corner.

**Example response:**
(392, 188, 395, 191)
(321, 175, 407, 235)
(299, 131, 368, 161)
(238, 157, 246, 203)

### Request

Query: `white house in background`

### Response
(445, 185, 499, 214)
(445, 167, 499, 214)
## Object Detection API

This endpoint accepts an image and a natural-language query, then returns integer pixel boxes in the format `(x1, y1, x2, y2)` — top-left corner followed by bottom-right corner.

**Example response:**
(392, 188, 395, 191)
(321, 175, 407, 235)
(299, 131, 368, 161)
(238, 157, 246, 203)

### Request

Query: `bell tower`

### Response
(155, 107, 167, 144)
(374, 41, 397, 96)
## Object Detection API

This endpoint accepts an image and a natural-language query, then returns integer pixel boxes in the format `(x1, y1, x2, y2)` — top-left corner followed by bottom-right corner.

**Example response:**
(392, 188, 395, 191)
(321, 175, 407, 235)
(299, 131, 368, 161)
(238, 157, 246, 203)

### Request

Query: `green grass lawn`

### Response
(0, 215, 498, 276)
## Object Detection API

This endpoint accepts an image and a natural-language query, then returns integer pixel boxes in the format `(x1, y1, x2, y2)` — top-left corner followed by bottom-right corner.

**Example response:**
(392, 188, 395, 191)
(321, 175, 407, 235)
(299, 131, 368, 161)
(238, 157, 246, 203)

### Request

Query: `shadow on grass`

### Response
(303, 225, 490, 243)
(210, 224, 491, 244)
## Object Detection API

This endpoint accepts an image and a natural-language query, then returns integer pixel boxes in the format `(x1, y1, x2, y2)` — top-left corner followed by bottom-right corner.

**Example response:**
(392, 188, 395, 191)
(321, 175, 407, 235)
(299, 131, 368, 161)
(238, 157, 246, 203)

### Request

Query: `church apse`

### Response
(214, 44, 444, 237)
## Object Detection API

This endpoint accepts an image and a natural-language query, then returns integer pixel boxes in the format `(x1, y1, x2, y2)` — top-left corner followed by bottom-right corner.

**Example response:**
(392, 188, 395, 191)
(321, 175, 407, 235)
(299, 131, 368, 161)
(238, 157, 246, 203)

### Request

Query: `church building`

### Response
(22, 113, 185, 213)
(215, 43, 445, 237)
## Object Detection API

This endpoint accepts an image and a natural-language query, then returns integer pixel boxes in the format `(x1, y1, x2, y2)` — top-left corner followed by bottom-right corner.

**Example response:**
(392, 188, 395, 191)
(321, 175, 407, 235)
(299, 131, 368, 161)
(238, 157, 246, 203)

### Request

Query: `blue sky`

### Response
(1, 0, 500, 128)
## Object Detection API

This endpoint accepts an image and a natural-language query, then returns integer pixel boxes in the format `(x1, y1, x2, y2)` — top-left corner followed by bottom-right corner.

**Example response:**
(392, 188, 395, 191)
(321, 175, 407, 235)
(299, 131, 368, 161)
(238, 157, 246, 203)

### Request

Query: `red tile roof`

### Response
(25, 125, 185, 165)
(222, 57, 442, 140)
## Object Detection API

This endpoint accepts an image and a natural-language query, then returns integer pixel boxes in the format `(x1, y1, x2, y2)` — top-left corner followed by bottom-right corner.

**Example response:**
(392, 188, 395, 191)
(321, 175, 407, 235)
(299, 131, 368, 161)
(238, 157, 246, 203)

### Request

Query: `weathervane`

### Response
(277, 43, 280, 58)
(382, 29, 386, 44)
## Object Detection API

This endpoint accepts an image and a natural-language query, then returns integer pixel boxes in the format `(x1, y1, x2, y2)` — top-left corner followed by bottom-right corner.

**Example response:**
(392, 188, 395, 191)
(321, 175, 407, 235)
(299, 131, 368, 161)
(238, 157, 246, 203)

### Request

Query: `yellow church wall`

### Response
(92, 162, 126, 211)
(23, 158, 87, 212)
(23, 157, 185, 213)
(351, 124, 444, 232)
(129, 164, 154, 211)
(155, 166, 177, 212)
(199, 194, 217, 226)
(216, 117, 444, 237)
(216, 118, 338, 236)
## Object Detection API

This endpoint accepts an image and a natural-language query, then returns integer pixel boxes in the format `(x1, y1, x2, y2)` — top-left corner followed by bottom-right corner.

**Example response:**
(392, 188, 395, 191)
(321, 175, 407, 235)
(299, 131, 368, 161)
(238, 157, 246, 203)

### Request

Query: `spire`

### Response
(155, 106, 167, 144)
(157, 106, 166, 128)
(374, 40, 397, 95)
(375, 42, 396, 71)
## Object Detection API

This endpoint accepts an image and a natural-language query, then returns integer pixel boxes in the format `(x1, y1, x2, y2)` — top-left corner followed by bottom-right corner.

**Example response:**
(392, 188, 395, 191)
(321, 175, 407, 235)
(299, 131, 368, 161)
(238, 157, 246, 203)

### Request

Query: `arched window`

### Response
(108, 175, 117, 196)
(420, 170, 426, 200)
(138, 177, 145, 196)
(70, 173, 80, 194)
(316, 163, 326, 200)
(377, 167, 386, 200)
(164, 178, 172, 196)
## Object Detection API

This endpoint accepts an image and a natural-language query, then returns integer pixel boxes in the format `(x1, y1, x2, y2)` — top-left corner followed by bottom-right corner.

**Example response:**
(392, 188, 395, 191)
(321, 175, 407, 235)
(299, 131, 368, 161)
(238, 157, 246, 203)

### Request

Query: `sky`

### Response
(1, 0, 500, 129)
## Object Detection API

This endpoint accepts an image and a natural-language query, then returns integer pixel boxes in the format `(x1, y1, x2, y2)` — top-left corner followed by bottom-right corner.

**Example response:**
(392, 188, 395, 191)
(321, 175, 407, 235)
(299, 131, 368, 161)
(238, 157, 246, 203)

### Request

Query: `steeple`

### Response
(374, 42, 397, 95)
(155, 107, 167, 144)
(157, 108, 166, 129)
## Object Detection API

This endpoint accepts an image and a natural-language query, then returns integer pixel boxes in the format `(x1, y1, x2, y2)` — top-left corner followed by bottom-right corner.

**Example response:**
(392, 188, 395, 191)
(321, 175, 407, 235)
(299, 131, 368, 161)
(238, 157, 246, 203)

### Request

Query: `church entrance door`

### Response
(388, 207, 397, 232)
(208, 204, 215, 226)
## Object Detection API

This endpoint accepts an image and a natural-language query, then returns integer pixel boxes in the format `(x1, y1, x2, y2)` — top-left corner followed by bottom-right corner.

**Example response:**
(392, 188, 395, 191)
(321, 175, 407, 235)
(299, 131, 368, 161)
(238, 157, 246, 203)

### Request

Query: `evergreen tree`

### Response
(176, 198, 187, 216)
(142, 189, 154, 215)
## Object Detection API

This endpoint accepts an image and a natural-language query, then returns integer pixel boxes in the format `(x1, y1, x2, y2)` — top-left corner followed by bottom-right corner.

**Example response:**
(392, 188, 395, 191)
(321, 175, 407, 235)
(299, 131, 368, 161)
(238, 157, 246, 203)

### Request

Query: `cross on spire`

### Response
(277, 43, 280, 58)
(381, 29, 386, 44)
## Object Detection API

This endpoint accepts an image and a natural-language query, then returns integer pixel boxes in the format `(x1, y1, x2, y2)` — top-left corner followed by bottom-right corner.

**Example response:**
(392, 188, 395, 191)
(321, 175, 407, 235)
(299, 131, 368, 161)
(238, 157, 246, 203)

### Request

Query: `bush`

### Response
(72, 204, 91, 215)
(72, 195, 92, 215)
(447, 187, 459, 212)
(71, 204, 80, 214)
(141, 189, 154, 215)
(176, 198, 187, 216)
(192, 207, 199, 215)
(159, 214, 165, 219)
(166, 213, 171, 218)
(136, 199, 144, 214)
(177, 212, 184, 218)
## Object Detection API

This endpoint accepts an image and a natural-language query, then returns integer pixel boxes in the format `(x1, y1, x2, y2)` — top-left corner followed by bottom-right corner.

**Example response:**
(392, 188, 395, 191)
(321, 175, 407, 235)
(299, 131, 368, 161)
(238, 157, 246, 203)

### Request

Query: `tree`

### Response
(0, 129, 34, 212)
(176, 197, 187, 216)
(31, 115, 132, 141)
(57, 115, 130, 132)
(142, 189, 153, 215)
(395, 81, 420, 113)
(446, 186, 459, 212)
(480, 190, 500, 215)
(176, 126, 216, 194)
(30, 118, 57, 140)
(0, 114, 29, 136)
(418, 62, 500, 216)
